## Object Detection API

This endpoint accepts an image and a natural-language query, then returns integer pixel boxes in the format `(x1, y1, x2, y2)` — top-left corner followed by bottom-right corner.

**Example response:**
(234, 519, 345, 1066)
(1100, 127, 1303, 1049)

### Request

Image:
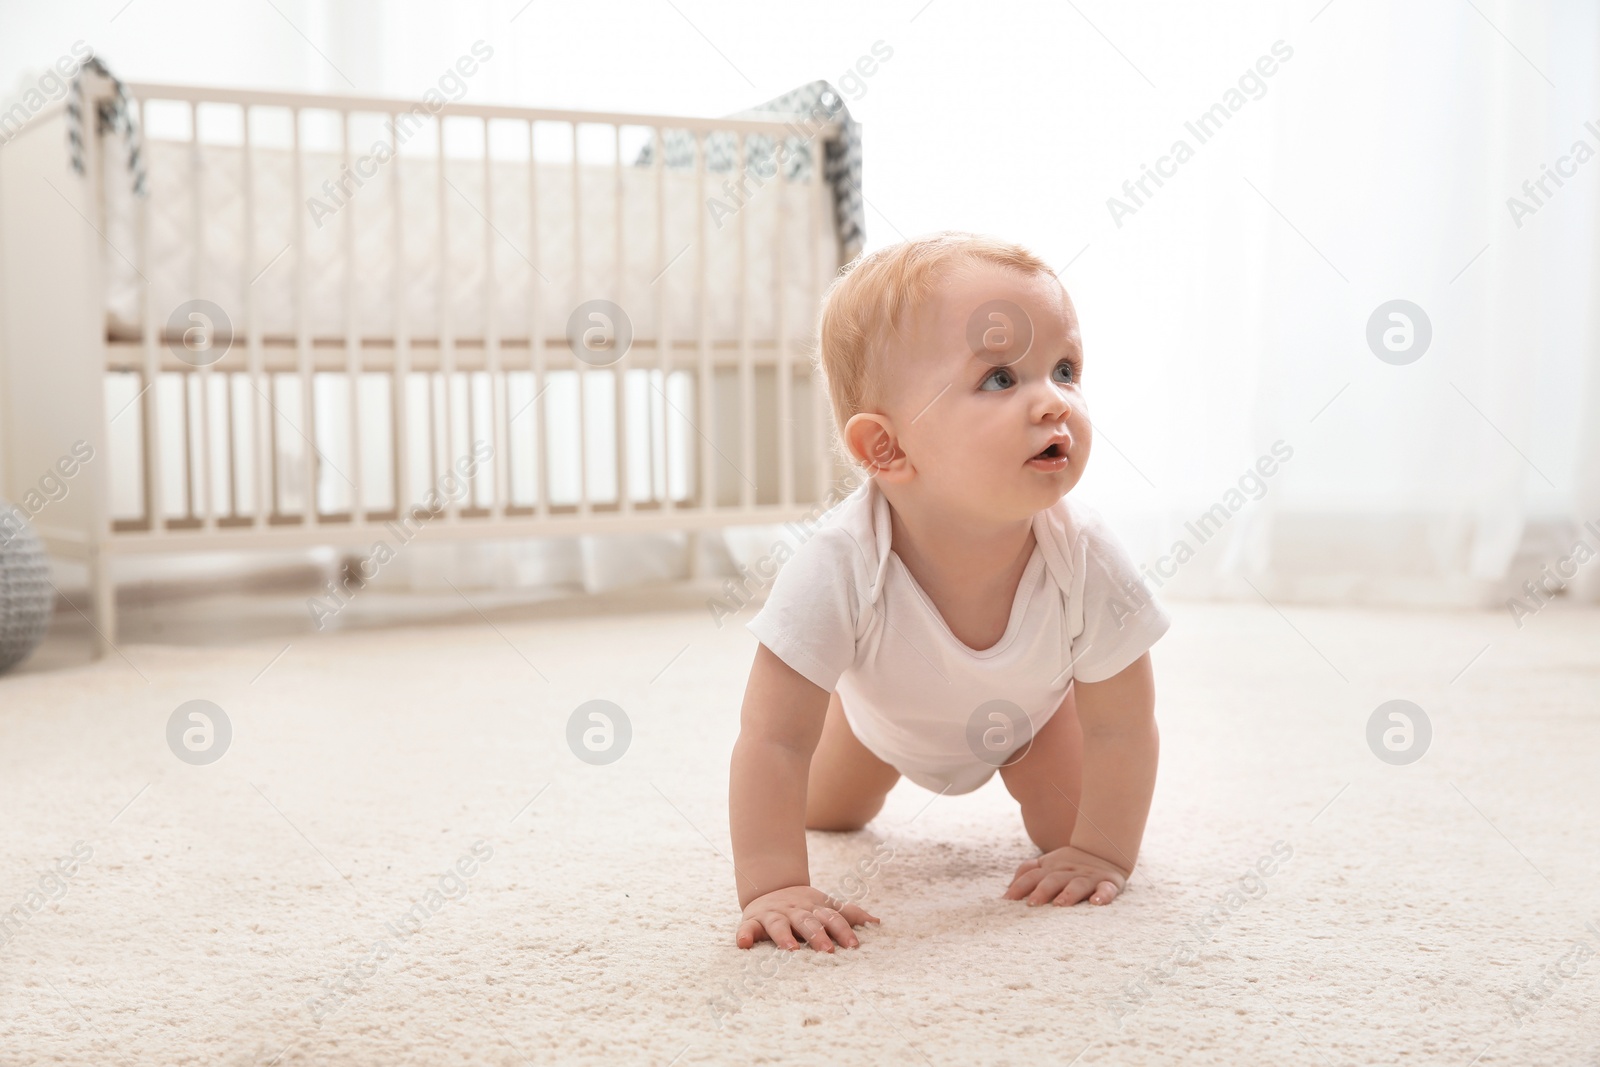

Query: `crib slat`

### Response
(654, 125, 672, 515)
(391, 113, 412, 518)
(572, 121, 588, 518)
(224, 371, 240, 520)
(191, 101, 217, 531)
(484, 116, 506, 520)
(615, 123, 630, 515)
(342, 109, 363, 522)
(529, 120, 548, 519)
(137, 99, 164, 535)
(243, 105, 269, 528)
(180, 377, 194, 521)
(437, 119, 457, 522)
(737, 132, 754, 511)
(776, 132, 794, 508)
(218, 113, 240, 520)
(292, 107, 318, 527)
(695, 129, 712, 513)
(222, 265, 239, 517)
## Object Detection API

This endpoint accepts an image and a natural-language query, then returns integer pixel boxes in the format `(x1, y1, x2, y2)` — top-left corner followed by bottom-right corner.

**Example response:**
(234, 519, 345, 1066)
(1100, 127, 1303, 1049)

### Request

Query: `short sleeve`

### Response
(745, 527, 864, 692)
(1070, 511, 1172, 684)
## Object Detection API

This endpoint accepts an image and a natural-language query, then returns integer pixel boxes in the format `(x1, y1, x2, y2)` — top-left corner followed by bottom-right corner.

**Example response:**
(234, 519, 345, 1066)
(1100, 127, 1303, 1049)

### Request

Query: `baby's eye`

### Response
(979, 367, 1015, 391)
(1053, 361, 1078, 385)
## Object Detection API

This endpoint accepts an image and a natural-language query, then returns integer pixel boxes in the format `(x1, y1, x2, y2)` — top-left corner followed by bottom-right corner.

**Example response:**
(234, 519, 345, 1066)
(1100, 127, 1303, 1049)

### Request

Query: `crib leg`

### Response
(87, 547, 117, 658)
(686, 528, 702, 581)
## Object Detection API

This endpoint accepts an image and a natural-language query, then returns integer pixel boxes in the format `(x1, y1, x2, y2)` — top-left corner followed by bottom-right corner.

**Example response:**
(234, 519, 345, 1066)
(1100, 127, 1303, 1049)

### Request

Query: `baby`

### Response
(727, 232, 1171, 952)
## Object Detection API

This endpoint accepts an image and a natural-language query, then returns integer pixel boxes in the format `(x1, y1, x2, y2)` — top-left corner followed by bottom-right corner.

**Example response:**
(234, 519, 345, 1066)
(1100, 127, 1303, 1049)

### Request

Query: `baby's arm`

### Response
(1071, 651, 1159, 876)
(728, 643, 879, 951)
(1006, 651, 1158, 906)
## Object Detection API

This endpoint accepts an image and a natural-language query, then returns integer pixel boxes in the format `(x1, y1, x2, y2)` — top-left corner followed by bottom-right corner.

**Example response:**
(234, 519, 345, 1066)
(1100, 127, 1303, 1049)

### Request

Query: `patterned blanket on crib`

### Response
(631, 79, 865, 262)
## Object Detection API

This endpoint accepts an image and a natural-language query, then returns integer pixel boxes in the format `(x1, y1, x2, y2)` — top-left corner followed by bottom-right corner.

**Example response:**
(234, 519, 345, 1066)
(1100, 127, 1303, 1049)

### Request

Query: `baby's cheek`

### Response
(967, 443, 1010, 480)
(1072, 420, 1093, 461)
(1078, 401, 1092, 430)
(937, 457, 989, 501)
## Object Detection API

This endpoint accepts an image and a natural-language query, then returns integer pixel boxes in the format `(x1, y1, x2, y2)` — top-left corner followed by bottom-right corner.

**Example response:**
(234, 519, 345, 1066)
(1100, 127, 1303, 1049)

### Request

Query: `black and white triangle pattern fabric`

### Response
(67, 56, 147, 197)
(633, 79, 864, 261)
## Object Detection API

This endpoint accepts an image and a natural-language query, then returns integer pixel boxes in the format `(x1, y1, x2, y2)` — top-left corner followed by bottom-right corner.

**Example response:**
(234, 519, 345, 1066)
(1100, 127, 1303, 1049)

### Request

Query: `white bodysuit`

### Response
(746, 476, 1172, 795)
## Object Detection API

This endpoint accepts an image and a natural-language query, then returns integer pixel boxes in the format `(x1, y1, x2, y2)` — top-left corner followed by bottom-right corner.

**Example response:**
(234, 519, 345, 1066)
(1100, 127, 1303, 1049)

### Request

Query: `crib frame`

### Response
(0, 82, 850, 656)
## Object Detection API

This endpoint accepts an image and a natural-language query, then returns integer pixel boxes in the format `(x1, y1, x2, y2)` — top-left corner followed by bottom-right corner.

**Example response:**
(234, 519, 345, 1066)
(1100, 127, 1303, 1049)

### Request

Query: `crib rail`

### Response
(102, 82, 846, 543)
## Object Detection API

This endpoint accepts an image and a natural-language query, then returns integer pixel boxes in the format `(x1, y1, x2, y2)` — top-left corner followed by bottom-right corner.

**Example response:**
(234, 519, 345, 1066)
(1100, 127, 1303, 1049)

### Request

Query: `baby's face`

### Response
(878, 261, 1090, 522)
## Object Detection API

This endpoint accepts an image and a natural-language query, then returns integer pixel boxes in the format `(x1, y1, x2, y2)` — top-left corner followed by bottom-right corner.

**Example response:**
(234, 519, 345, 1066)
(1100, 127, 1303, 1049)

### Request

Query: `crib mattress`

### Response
(102, 138, 833, 348)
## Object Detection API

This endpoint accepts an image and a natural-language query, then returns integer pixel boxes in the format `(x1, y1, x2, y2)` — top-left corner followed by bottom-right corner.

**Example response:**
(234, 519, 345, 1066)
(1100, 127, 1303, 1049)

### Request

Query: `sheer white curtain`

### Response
(1100, 0, 1600, 608)
(723, 2, 1600, 610)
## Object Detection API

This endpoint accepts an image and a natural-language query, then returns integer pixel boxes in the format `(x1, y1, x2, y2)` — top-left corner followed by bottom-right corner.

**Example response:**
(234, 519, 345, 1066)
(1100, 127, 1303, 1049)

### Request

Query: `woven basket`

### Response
(0, 502, 52, 673)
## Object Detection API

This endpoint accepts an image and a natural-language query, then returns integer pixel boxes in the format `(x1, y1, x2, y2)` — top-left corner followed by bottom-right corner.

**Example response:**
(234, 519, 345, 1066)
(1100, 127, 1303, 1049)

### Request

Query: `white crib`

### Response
(0, 81, 851, 654)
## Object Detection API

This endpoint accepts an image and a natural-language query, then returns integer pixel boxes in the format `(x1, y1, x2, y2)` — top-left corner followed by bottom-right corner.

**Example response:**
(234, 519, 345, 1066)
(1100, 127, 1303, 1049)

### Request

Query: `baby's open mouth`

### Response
(1026, 435, 1072, 469)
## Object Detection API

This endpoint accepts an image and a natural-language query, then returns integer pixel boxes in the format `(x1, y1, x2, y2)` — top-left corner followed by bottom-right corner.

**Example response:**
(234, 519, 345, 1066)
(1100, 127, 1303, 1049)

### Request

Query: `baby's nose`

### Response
(1038, 385, 1073, 418)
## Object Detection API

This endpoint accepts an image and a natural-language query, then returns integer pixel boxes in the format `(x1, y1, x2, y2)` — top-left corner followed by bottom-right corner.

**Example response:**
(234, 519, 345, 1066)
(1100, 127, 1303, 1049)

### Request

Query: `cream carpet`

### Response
(2, 596, 1597, 1065)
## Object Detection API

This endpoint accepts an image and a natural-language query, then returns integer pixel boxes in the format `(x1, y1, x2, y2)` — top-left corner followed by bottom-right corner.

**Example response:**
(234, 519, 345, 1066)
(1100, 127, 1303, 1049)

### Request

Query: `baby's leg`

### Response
(997, 685, 1084, 854)
(805, 690, 901, 831)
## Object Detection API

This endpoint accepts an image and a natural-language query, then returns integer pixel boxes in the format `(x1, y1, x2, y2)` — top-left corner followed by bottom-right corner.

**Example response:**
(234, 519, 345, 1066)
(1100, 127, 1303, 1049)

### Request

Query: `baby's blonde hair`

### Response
(814, 230, 1056, 468)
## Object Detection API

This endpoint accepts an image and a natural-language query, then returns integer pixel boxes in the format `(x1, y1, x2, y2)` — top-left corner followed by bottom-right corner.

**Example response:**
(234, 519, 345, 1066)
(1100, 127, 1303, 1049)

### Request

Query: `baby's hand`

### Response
(736, 885, 879, 952)
(1003, 845, 1129, 907)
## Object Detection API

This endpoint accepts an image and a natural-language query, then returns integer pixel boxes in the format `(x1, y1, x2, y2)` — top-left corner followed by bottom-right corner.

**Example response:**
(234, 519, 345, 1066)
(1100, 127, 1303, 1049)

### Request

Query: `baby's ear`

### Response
(844, 412, 907, 478)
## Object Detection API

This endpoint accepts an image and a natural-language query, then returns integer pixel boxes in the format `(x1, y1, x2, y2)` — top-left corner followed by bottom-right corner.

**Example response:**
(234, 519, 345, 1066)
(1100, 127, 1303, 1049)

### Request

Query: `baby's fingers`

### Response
(736, 917, 767, 949)
(1030, 870, 1094, 908)
(1046, 875, 1097, 907)
(837, 901, 880, 928)
(814, 907, 862, 949)
(759, 914, 802, 950)
(1089, 880, 1120, 906)
(1003, 868, 1047, 900)
(787, 910, 838, 953)
(1023, 872, 1080, 905)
